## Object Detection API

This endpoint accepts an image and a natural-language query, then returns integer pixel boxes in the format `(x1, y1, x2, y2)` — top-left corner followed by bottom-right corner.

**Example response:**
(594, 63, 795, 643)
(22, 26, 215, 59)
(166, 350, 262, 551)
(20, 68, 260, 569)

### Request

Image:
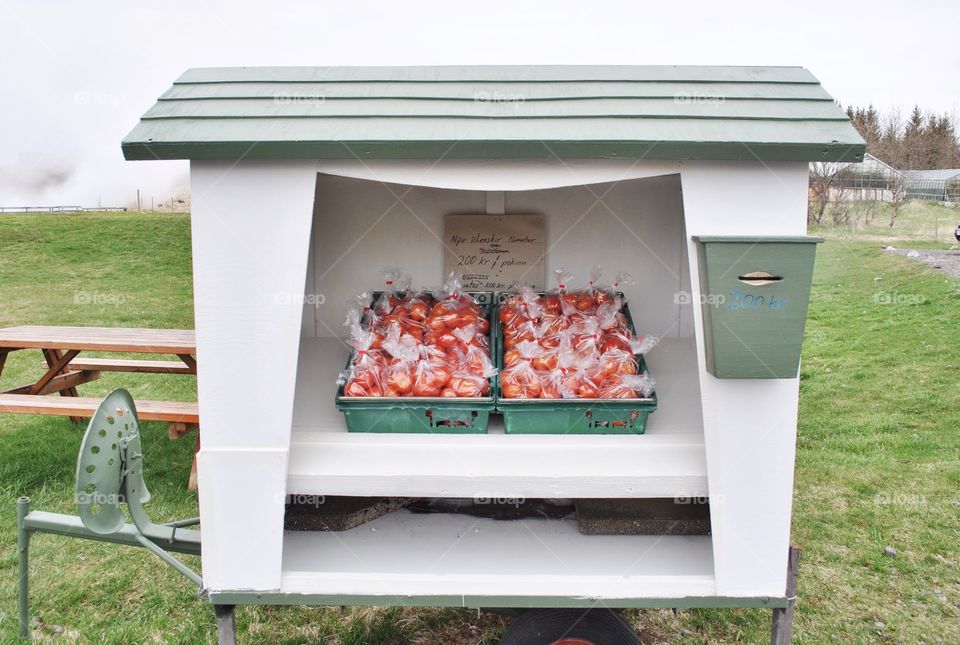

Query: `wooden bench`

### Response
(59, 358, 196, 375)
(0, 394, 201, 489)
(0, 394, 198, 424)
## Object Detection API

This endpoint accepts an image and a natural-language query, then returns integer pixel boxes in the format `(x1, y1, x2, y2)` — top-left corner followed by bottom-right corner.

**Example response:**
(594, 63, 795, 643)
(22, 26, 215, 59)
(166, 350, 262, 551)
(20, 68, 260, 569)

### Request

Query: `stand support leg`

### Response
(770, 545, 801, 645)
(17, 497, 31, 640)
(214, 604, 236, 645)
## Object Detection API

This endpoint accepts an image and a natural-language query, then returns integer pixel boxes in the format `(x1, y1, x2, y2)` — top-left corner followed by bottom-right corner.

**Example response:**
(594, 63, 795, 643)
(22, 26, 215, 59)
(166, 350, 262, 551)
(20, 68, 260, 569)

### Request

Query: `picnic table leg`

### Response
(189, 431, 200, 492)
(0, 350, 8, 380)
(177, 354, 197, 374)
(41, 349, 82, 423)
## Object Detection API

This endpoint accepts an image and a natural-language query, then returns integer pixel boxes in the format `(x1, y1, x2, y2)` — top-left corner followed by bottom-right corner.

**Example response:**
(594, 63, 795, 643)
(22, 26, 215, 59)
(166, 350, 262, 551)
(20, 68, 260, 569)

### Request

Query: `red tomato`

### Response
(539, 335, 560, 350)
(384, 367, 413, 396)
(578, 380, 600, 398)
(575, 292, 594, 312)
(583, 363, 606, 385)
(408, 301, 428, 322)
(459, 349, 490, 375)
(345, 379, 382, 397)
(502, 382, 523, 398)
(532, 352, 558, 372)
(594, 289, 615, 307)
(599, 375, 636, 398)
(439, 332, 458, 350)
(413, 361, 451, 397)
(499, 305, 521, 326)
(560, 370, 582, 395)
(600, 333, 631, 353)
(541, 314, 569, 336)
(541, 294, 562, 314)
(539, 374, 563, 399)
(503, 348, 522, 368)
(457, 311, 479, 327)
(449, 374, 484, 397)
(501, 367, 541, 398)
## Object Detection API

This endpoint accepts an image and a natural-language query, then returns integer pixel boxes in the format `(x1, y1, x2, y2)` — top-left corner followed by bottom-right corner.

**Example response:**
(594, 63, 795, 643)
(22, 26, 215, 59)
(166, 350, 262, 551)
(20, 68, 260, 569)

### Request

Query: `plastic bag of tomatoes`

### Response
(497, 268, 658, 401)
(340, 272, 495, 400)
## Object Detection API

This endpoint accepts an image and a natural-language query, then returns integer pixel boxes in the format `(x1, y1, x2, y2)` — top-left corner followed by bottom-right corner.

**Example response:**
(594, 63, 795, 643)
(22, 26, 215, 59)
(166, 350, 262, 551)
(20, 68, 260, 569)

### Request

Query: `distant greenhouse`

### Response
(901, 168, 960, 202)
(815, 153, 960, 204)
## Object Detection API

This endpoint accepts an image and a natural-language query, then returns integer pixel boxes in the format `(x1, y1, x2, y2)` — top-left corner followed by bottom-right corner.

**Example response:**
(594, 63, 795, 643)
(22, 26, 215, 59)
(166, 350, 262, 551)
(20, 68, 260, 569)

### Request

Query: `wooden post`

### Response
(213, 605, 236, 645)
(770, 546, 801, 644)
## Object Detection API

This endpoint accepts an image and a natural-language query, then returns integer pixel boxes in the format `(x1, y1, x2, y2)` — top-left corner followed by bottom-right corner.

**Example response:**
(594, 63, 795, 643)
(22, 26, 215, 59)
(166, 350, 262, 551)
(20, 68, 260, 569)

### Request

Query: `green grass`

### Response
(810, 199, 960, 245)
(1, 211, 959, 643)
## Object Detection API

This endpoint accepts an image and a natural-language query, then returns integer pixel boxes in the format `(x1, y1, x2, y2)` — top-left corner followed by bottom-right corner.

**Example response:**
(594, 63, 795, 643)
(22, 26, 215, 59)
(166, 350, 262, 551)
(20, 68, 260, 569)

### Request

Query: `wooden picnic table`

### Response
(0, 325, 201, 488)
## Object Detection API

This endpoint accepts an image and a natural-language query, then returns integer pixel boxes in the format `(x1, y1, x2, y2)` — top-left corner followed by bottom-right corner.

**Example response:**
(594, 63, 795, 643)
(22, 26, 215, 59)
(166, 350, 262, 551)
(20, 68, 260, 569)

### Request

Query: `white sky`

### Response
(2, 0, 957, 208)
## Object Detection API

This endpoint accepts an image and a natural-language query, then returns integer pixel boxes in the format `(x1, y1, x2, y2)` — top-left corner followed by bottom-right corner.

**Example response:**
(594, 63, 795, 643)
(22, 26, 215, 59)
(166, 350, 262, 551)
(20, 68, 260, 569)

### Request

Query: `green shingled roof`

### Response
(121, 66, 865, 162)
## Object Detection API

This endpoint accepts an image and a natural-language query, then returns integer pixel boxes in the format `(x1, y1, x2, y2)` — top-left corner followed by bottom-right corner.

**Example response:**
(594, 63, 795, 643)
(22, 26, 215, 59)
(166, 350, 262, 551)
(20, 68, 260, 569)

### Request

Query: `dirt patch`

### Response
(886, 247, 960, 280)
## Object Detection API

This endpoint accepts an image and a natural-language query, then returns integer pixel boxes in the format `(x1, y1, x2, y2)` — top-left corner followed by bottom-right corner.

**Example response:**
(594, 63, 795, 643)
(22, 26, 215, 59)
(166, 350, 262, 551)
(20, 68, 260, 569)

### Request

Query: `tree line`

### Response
(846, 105, 960, 170)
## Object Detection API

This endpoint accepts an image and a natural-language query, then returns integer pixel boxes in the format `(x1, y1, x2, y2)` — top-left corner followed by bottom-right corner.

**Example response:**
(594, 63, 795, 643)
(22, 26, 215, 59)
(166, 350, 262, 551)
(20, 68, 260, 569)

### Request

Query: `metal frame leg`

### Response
(18, 497, 32, 640)
(214, 604, 236, 645)
(770, 546, 801, 644)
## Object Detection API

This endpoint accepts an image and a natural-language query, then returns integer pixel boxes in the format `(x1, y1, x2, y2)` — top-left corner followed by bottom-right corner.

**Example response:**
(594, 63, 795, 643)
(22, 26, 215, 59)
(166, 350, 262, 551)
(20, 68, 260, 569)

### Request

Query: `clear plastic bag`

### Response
(500, 341, 543, 398)
(373, 267, 406, 315)
(598, 373, 656, 399)
(411, 351, 453, 397)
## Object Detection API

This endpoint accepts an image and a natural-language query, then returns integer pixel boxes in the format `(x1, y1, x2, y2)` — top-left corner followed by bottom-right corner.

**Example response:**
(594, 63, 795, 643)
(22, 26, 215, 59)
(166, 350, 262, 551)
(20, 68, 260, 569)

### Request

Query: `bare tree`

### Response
(808, 161, 843, 225)
(860, 197, 879, 227)
(831, 173, 852, 226)
(888, 173, 906, 227)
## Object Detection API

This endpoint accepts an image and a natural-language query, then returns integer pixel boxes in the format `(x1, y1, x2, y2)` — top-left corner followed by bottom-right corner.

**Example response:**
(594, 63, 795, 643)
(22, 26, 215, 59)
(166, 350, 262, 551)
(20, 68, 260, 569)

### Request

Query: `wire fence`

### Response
(0, 206, 128, 213)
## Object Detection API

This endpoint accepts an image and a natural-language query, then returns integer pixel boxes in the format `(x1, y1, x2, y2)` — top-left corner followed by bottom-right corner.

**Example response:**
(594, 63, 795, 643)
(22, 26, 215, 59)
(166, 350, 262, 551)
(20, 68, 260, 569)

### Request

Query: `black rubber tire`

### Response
(498, 608, 642, 645)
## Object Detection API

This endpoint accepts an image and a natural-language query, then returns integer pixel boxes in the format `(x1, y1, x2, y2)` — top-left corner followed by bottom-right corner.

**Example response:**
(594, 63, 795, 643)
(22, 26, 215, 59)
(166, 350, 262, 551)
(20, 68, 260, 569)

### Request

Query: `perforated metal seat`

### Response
(17, 389, 204, 641)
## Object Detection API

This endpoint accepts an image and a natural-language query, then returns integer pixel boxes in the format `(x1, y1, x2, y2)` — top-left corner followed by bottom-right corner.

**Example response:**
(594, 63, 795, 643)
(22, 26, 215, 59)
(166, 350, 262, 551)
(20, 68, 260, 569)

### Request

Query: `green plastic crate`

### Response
(336, 292, 495, 433)
(493, 293, 658, 434)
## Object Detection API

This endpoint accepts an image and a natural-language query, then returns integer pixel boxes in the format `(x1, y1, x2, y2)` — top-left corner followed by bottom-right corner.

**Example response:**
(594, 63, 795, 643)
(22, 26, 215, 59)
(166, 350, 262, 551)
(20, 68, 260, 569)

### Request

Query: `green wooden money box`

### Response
(693, 236, 823, 378)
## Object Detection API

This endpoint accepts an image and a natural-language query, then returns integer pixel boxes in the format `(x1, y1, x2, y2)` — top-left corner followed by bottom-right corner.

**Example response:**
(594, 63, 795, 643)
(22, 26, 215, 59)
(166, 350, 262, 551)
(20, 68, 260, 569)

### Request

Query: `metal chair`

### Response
(17, 388, 204, 640)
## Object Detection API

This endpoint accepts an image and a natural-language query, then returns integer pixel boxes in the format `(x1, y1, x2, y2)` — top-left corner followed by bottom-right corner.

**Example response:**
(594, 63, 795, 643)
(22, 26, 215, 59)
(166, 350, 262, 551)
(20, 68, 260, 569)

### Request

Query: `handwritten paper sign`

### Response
(444, 214, 545, 291)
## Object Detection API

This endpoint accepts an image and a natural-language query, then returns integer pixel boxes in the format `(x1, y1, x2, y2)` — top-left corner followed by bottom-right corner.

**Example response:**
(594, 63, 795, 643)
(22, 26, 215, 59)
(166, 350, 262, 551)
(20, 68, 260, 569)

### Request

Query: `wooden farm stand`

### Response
(22, 65, 866, 643)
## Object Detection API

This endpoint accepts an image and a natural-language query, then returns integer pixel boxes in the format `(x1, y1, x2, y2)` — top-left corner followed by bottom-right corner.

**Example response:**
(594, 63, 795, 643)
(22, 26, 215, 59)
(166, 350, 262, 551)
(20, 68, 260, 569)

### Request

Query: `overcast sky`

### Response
(2, 0, 957, 208)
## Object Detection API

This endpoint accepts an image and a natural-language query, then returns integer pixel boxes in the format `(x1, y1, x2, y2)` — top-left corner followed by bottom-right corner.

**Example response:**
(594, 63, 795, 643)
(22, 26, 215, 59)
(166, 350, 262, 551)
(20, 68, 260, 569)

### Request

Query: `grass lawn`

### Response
(810, 199, 960, 246)
(1, 210, 958, 643)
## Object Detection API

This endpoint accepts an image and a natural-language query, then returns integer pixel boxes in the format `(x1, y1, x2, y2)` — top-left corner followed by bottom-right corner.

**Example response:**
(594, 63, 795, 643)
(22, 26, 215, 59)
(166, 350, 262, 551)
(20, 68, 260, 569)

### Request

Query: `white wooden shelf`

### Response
(287, 336, 707, 498)
(280, 509, 716, 601)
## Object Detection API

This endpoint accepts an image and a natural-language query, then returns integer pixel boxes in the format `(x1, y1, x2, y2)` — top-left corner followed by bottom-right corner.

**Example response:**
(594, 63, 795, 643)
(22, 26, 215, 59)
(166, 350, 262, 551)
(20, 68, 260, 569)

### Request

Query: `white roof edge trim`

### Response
(313, 159, 682, 191)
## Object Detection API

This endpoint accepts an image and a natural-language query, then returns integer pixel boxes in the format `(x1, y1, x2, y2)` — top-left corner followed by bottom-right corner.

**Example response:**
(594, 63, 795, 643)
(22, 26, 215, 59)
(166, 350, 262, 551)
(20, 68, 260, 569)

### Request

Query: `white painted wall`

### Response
(309, 172, 692, 341)
(680, 160, 809, 597)
(191, 159, 317, 591)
